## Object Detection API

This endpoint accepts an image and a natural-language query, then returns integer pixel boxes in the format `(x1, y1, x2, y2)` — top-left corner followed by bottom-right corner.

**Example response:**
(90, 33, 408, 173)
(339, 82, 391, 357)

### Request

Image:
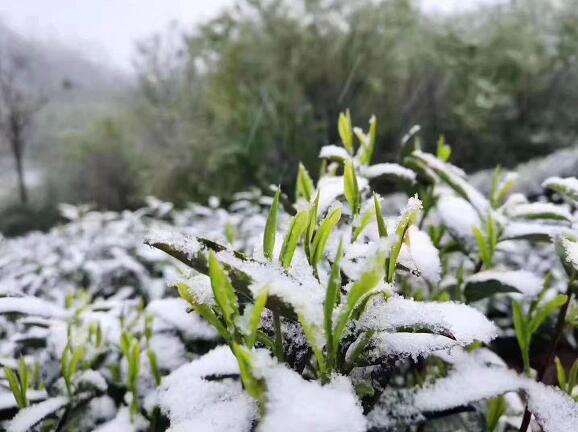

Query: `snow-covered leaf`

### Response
(464, 270, 543, 302)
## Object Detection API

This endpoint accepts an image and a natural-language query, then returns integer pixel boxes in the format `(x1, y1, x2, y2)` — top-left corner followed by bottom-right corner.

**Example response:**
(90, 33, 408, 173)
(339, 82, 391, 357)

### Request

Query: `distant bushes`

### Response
(44, 0, 578, 210)
(55, 118, 144, 210)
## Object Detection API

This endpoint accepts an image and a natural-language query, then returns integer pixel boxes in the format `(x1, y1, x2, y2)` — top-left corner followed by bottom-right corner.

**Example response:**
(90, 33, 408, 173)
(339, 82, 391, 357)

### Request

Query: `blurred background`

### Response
(0, 0, 577, 236)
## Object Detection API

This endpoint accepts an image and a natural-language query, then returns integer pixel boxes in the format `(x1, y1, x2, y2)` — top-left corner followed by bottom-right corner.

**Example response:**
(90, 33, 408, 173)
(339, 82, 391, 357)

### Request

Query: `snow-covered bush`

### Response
(2, 113, 578, 431)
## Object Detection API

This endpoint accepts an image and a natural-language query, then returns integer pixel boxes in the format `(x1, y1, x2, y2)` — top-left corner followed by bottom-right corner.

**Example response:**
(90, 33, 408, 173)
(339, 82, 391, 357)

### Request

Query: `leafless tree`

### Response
(0, 48, 46, 204)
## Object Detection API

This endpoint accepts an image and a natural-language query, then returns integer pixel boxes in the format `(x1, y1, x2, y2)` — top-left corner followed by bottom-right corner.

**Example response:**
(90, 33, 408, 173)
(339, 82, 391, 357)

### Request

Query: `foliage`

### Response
(1, 112, 578, 430)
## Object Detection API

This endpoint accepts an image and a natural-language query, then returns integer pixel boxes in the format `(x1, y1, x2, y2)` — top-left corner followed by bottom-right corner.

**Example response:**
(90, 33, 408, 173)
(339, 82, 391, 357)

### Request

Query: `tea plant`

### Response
(147, 113, 578, 431)
(1, 113, 577, 431)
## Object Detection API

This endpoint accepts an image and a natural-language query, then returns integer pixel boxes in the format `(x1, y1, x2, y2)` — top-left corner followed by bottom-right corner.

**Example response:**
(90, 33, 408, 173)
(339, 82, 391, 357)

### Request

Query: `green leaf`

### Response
(305, 192, 320, 262)
(18, 357, 30, 399)
(513, 301, 530, 372)
(473, 227, 491, 269)
(325, 240, 344, 370)
(543, 177, 578, 206)
(5, 368, 25, 408)
(387, 198, 421, 283)
(231, 343, 266, 402)
(263, 188, 281, 260)
(148, 349, 161, 386)
(486, 396, 507, 432)
(338, 110, 354, 154)
(247, 289, 269, 348)
(209, 250, 240, 331)
(529, 294, 567, 335)
(128, 343, 141, 391)
(567, 358, 578, 393)
(366, 115, 377, 164)
(226, 223, 236, 244)
(334, 254, 385, 349)
(464, 273, 536, 303)
(555, 235, 578, 279)
(436, 135, 451, 162)
(176, 281, 228, 338)
(299, 314, 326, 378)
(352, 210, 375, 242)
(311, 207, 342, 265)
(373, 193, 387, 238)
(296, 163, 315, 201)
(69, 346, 86, 379)
(279, 210, 309, 269)
(344, 160, 360, 215)
(555, 356, 567, 390)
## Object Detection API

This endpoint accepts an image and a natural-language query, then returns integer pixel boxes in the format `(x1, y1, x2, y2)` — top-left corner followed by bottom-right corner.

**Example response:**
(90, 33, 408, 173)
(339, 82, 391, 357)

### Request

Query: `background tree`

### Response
(0, 46, 46, 204)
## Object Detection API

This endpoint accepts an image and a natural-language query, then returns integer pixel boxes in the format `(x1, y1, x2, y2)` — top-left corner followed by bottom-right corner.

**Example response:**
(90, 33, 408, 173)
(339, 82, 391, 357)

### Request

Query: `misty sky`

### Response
(0, 0, 498, 72)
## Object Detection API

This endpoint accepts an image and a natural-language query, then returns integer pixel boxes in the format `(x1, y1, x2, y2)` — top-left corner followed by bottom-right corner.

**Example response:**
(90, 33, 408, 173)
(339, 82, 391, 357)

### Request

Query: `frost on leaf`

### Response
(406, 226, 441, 284)
(543, 176, 578, 205)
(7, 396, 68, 432)
(360, 295, 498, 345)
(369, 349, 578, 431)
(360, 163, 416, 184)
(464, 270, 543, 302)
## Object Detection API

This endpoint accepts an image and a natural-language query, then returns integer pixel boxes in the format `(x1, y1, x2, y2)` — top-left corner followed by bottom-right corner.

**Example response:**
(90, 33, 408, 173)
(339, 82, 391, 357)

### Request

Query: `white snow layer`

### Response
(543, 176, 578, 202)
(466, 270, 543, 298)
(158, 346, 257, 432)
(93, 407, 136, 432)
(360, 163, 416, 183)
(436, 195, 480, 240)
(360, 295, 497, 345)
(215, 250, 326, 328)
(506, 202, 573, 221)
(258, 364, 366, 432)
(407, 226, 441, 284)
(0, 297, 71, 319)
(318, 145, 351, 161)
(369, 349, 578, 432)
(7, 396, 68, 432)
(147, 297, 218, 340)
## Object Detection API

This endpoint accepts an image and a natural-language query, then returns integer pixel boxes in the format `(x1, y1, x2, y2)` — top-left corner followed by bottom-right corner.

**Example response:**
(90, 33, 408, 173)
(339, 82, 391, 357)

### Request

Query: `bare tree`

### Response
(0, 48, 45, 204)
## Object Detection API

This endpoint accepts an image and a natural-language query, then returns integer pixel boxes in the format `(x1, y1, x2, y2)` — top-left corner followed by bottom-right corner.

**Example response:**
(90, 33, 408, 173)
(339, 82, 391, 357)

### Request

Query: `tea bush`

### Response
(1, 114, 578, 431)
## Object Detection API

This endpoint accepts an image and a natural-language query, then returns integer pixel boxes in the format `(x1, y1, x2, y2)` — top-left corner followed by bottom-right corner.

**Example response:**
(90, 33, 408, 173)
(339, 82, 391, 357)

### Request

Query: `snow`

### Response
(556, 235, 578, 274)
(254, 353, 366, 432)
(158, 346, 257, 432)
(507, 202, 573, 222)
(407, 226, 441, 284)
(0, 390, 47, 410)
(316, 175, 369, 214)
(76, 370, 108, 392)
(466, 270, 543, 298)
(543, 176, 578, 203)
(367, 347, 578, 432)
(525, 380, 578, 432)
(413, 151, 489, 214)
(147, 297, 218, 340)
(360, 295, 498, 345)
(215, 250, 326, 328)
(318, 145, 351, 161)
(7, 396, 68, 432)
(503, 221, 574, 241)
(145, 230, 202, 261)
(93, 407, 136, 432)
(369, 332, 460, 361)
(436, 195, 480, 240)
(360, 163, 416, 183)
(0, 297, 71, 319)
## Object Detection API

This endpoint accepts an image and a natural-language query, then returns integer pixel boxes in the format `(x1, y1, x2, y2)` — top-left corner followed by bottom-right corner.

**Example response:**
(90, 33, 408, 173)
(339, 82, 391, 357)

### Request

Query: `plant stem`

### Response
(519, 290, 573, 432)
